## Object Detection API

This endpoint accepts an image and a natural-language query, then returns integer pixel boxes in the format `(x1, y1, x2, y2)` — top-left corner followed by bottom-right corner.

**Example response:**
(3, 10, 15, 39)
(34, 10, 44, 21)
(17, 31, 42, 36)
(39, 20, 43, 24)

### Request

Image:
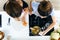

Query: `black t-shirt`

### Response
(3, 0, 28, 11)
(29, 14, 53, 36)
(29, 14, 53, 28)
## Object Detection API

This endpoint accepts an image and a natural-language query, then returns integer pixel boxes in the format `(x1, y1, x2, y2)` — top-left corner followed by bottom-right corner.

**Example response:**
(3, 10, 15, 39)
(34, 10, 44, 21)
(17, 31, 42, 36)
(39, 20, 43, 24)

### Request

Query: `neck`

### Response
(39, 15, 47, 18)
(14, 17, 20, 21)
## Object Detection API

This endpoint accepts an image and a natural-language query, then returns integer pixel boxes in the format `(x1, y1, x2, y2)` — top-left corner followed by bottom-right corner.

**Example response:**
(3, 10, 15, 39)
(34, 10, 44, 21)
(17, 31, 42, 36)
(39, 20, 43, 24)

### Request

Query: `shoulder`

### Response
(50, 9, 55, 16)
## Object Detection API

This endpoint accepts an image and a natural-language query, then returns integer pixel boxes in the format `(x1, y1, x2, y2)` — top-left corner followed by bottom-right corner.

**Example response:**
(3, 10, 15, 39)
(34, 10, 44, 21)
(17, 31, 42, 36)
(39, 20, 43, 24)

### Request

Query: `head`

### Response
(15, 0, 22, 2)
(0, 31, 4, 40)
(9, 0, 16, 3)
(16, 0, 23, 7)
(9, 0, 22, 2)
(38, 0, 52, 17)
(8, 0, 23, 7)
(5, 2, 22, 21)
(9, 0, 23, 2)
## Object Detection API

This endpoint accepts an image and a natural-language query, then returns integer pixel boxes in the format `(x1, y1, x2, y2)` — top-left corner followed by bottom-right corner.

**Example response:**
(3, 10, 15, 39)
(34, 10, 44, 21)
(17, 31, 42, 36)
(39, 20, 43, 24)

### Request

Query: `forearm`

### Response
(43, 22, 56, 35)
(29, 0, 33, 12)
(43, 16, 56, 35)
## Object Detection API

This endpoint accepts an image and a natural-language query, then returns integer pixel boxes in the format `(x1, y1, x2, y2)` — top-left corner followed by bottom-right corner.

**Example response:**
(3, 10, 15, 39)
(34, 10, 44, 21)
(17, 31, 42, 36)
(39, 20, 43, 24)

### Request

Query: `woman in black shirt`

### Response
(29, 0, 56, 36)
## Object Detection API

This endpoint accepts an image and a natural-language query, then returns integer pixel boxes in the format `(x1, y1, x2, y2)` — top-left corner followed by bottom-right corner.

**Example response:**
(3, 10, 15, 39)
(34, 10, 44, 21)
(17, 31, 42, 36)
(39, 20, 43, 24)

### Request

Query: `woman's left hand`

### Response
(39, 31, 47, 36)
(42, 31, 47, 36)
(39, 31, 44, 36)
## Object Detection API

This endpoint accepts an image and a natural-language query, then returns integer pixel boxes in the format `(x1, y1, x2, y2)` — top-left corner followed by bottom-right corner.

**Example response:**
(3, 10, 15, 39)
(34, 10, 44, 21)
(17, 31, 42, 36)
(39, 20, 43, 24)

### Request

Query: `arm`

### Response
(42, 16, 56, 35)
(21, 2, 29, 26)
(21, 9, 28, 26)
(29, 0, 33, 12)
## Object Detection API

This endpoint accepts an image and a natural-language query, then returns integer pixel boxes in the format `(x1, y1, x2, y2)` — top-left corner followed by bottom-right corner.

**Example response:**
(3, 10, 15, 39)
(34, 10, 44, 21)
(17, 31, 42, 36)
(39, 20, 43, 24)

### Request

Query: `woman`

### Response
(2, 1, 29, 40)
(3, 0, 29, 22)
(5, 1, 28, 26)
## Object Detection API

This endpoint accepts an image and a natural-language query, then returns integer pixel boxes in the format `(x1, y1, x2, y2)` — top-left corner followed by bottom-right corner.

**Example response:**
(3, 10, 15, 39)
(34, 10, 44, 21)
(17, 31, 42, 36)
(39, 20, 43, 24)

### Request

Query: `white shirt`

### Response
(0, 11, 29, 40)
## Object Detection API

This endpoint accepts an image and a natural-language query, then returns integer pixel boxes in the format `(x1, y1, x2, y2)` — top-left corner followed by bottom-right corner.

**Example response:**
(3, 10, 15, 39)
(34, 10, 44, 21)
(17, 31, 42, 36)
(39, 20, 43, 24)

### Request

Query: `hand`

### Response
(21, 17, 27, 26)
(39, 31, 44, 36)
(22, 21, 27, 26)
(42, 33, 46, 36)
(39, 31, 47, 36)
(42, 30, 48, 36)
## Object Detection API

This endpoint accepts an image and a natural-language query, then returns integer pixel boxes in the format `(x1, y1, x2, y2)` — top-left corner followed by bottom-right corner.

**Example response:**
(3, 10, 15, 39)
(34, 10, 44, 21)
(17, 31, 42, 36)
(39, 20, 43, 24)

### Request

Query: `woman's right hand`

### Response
(22, 20, 27, 26)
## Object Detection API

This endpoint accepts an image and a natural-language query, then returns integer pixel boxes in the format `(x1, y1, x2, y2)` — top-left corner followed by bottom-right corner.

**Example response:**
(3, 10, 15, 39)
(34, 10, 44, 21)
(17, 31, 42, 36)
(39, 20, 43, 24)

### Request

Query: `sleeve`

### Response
(50, 9, 55, 16)
(32, 1, 40, 12)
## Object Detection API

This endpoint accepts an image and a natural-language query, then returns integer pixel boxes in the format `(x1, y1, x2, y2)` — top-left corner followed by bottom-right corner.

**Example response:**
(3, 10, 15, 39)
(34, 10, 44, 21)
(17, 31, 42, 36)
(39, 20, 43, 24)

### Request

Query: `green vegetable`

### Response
(51, 32, 59, 40)
(57, 28, 60, 34)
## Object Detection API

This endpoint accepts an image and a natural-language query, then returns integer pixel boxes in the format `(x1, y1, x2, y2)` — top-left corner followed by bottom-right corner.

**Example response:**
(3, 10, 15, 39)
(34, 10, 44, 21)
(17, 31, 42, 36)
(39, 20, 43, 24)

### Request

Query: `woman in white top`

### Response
(3, 0, 29, 23)
(0, 1, 29, 40)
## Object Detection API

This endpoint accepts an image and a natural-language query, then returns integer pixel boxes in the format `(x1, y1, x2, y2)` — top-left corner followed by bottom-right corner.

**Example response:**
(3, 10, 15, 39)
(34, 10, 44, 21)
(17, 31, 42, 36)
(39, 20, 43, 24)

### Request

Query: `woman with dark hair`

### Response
(3, 0, 28, 23)
(5, 1, 22, 18)
(29, 0, 56, 36)
(3, 0, 28, 26)
(5, 1, 27, 26)
(1, 1, 29, 39)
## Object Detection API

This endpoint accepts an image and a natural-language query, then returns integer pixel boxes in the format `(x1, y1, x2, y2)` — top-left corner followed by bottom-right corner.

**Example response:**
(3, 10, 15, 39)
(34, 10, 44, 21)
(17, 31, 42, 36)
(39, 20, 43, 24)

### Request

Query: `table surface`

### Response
(1, 11, 59, 40)
(4, 36, 50, 40)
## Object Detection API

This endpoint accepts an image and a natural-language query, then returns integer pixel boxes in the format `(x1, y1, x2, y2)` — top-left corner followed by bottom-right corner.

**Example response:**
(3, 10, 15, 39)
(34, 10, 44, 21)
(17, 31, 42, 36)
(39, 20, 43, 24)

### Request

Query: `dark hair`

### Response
(5, 2, 22, 18)
(3, 0, 16, 11)
(9, 0, 28, 9)
(38, 1, 52, 16)
(9, 0, 16, 2)
(3, 0, 28, 11)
